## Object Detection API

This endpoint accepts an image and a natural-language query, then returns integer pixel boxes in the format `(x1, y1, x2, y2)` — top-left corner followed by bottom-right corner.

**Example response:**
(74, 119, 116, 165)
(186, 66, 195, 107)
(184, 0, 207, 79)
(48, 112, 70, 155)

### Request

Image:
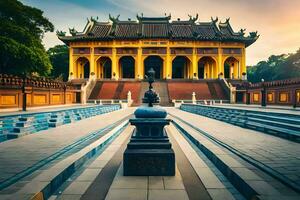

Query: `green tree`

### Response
(247, 49, 300, 83)
(47, 45, 69, 81)
(0, 0, 54, 76)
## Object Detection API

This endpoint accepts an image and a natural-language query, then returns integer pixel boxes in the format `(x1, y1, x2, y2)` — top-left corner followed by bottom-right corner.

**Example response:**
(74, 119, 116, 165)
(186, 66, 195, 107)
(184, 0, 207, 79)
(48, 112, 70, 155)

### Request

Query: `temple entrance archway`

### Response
(119, 56, 135, 79)
(224, 63, 230, 79)
(96, 57, 112, 79)
(198, 57, 217, 79)
(172, 56, 191, 79)
(224, 57, 239, 79)
(144, 56, 163, 79)
(75, 57, 90, 79)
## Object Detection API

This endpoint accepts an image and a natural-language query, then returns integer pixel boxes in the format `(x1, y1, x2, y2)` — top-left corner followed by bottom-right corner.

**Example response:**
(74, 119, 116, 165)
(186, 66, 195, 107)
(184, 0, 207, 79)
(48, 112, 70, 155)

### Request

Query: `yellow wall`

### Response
(69, 40, 246, 80)
(0, 89, 77, 109)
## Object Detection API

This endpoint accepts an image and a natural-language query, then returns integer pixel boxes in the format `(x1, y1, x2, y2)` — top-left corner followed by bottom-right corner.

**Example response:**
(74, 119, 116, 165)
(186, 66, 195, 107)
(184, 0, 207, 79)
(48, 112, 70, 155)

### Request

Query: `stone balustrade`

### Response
(180, 104, 300, 142)
(0, 104, 121, 142)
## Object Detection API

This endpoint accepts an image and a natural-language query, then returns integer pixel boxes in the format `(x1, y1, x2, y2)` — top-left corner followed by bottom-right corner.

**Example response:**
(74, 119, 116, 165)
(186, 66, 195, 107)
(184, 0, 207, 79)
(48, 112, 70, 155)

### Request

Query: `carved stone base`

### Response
(123, 147, 175, 176)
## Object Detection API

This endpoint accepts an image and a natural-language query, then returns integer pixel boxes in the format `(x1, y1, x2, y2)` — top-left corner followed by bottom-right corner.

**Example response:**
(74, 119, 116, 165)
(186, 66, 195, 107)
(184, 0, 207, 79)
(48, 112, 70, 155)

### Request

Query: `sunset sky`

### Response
(22, 0, 300, 65)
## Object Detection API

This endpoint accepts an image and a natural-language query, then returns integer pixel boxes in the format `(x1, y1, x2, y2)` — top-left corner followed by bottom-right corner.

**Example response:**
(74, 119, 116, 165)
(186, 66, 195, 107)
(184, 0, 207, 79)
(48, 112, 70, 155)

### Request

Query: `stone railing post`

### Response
(230, 86, 236, 104)
(192, 92, 196, 104)
(127, 91, 133, 106)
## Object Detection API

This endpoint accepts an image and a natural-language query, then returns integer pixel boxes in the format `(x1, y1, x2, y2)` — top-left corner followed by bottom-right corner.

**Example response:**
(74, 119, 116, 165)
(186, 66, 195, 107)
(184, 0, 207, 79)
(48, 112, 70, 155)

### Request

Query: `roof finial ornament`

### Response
(211, 16, 218, 24)
(249, 31, 259, 38)
(136, 13, 143, 21)
(226, 17, 230, 23)
(90, 16, 98, 23)
(109, 14, 120, 23)
(164, 13, 171, 20)
(239, 28, 246, 36)
(136, 13, 144, 21)
(56, 30, 66, 37)
(69, 27, 77, 36)
(188, 14, 198, 22)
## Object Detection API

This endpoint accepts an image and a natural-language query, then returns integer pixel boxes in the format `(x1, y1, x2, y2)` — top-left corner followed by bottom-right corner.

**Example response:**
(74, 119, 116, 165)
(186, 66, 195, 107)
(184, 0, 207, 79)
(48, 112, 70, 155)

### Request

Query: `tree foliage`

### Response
(47, 45, 69, 81)
(247, 49, 300, 83)
(0, 0, 54, 76)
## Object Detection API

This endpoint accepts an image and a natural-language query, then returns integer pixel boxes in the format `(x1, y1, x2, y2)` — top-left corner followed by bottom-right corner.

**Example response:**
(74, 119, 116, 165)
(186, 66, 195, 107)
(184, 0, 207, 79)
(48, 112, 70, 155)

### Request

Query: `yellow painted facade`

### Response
(0, 89, 76, 108)
(69, 40, 246, 80)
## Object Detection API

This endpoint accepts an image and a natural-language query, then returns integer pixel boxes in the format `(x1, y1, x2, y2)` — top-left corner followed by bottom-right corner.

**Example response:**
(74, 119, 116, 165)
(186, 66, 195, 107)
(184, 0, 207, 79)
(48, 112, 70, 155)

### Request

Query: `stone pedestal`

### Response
(123, 107, 175, 176)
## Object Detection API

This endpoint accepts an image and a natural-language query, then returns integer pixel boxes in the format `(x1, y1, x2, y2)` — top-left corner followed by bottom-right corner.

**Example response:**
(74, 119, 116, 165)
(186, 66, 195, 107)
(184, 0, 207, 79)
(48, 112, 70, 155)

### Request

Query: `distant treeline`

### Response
(0, 0, 69, 81)
(247, 49, 300, 83)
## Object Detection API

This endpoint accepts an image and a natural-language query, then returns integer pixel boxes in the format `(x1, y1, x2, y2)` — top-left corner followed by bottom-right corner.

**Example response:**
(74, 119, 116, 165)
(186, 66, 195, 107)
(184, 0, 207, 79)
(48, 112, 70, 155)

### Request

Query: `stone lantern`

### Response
(123, 68, 175, 176)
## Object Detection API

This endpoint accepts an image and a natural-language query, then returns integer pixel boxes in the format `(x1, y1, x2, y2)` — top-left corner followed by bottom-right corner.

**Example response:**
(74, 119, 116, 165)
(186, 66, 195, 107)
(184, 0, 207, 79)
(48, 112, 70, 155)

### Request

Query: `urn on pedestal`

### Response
(123, 68, 175, 176)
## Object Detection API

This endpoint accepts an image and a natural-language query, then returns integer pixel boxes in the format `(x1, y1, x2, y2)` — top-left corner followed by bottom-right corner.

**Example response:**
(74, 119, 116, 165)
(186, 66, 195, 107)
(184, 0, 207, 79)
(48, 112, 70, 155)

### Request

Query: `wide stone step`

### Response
(0, 105, 121, 142)
(246, 112, 300, 125)
(180, 104, 300, 142)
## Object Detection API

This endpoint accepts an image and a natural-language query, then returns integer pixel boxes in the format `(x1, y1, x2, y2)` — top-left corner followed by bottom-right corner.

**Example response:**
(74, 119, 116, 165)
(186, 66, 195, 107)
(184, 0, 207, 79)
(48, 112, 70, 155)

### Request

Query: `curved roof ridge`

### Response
(58, 15, 258, 47)
(136, 13, 171, 22)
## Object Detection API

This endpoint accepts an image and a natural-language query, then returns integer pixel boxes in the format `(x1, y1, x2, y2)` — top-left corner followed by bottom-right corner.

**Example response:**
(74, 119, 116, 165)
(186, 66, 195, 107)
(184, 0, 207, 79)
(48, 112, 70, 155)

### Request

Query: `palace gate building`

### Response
(58, 14, 258, 105)
(59, 14, 258, 81)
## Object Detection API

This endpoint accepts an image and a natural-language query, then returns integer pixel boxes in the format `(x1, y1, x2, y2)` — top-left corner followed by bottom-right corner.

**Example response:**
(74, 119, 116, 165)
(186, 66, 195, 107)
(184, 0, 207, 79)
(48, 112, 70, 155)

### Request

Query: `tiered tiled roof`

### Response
(249, 78, 300, 89)
(58, 14, 259, 47)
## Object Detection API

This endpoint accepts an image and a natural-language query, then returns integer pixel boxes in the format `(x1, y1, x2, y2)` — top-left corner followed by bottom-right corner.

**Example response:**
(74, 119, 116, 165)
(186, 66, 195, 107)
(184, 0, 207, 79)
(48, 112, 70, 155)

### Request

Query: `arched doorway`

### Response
(119, 56, 135, 79)
(75, 57, 90, 79)
(224, 57, 239, 79)
(96, 57, 112, 79)
(144, 56, 163, 79)
(224, 63, 230, 79)
(198, 57, 217, 79)
(172, 56, 191, 79)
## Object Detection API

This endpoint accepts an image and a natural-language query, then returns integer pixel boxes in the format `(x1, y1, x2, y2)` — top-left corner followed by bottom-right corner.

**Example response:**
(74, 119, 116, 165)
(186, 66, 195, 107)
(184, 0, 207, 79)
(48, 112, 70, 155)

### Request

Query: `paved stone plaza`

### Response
(0, 105, 299, 200)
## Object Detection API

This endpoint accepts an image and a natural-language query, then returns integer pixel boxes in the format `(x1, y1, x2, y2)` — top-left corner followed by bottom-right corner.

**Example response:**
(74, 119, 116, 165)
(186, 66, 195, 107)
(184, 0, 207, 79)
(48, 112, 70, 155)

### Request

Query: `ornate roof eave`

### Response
(219, 18, 241, 36)
(244, 35, 259, 47)
(58, 35, 113, 45)
(57, 15, 259, 48)
(59, 35, 258, 47)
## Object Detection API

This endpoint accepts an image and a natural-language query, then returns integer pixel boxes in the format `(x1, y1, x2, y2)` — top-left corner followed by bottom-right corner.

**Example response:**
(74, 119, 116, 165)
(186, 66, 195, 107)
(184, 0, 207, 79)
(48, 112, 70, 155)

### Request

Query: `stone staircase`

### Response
(113, 82, 125, 99)
(207, 81, 218, 99)
(135, 81, 148, 106)
(138, 81, 171, 106)
(154, 81, 172, 106)
(89, 81, 103, 99)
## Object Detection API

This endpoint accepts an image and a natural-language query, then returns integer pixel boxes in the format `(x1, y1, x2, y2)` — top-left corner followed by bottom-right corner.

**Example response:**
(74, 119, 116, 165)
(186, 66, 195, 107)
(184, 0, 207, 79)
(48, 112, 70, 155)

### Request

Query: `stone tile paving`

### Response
(0, 120, 132, 199)
(105, 165, 189, 200)
(167, 124, 241, 200)
(167, 108, 300, 187)
(0, 108, 135, 186)
(170, 113, 300, 199)
(52, 126, 133, 199)
(170, 124, 245, 200)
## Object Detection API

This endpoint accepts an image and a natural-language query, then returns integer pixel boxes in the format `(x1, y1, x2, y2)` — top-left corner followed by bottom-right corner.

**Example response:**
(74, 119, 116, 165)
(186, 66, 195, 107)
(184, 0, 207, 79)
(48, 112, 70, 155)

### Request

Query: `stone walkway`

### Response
(51, 124, 205, 200)
(1, 106, 300, 199)
(0, 108, 135, 186)
(105, 165, 189, 200)
(167, 108, 300, 187)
